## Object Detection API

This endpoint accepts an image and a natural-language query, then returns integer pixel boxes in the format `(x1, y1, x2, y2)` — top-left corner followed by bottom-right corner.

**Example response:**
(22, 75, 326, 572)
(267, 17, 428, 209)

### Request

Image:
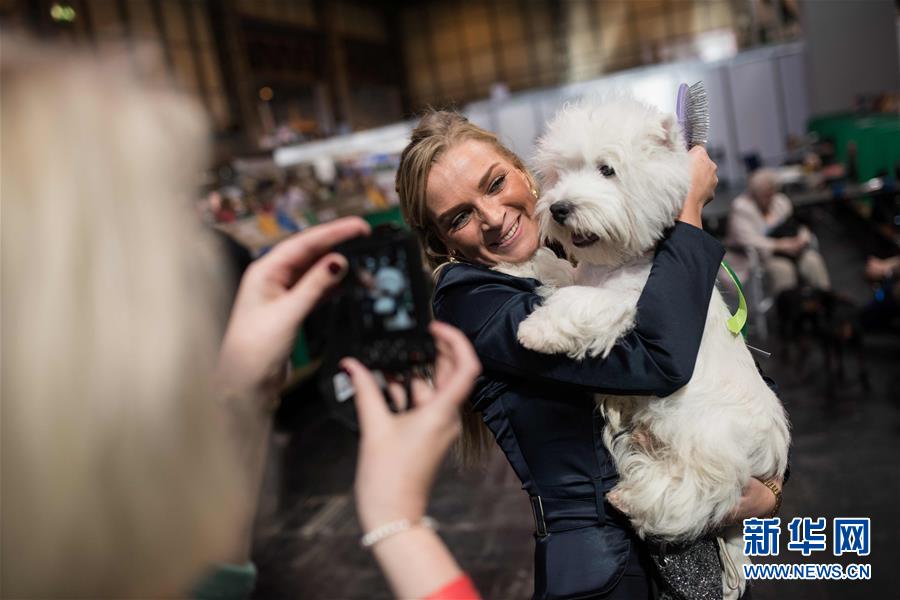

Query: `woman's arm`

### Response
(435, 221, 724, 397)
(215, 218, 371, 563)
(347, 322, 482, 600)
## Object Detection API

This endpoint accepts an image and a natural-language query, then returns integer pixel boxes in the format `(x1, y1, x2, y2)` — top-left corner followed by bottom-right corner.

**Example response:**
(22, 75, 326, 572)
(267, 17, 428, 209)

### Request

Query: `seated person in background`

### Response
(725, 168, 831, 296)
(861, 255, 900, 332)
(866, 255, 900, 281)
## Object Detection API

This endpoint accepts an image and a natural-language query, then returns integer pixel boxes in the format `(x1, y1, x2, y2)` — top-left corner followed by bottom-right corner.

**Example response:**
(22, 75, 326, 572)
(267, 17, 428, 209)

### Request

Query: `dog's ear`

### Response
(653, 114, 682, 150)
(540, 171, 559, 189)
(535, 164, 560, 189)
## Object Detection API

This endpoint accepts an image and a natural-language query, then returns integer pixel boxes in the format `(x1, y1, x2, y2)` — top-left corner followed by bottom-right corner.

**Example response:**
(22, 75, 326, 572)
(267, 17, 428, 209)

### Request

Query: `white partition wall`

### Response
(464, 104, 494, 134)
(728, 55, 789, 168)
(494, 99, 542, 163)
(463, 41, 811, 188)
(803, 0, 900, 116)
(776, 50, 811, 140)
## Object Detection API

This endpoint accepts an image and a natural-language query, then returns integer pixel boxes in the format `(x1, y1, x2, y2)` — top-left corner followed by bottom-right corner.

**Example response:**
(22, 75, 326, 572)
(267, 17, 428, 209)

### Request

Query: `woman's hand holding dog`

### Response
(679, 146, 719, 229)
(726, 476, 783, 525)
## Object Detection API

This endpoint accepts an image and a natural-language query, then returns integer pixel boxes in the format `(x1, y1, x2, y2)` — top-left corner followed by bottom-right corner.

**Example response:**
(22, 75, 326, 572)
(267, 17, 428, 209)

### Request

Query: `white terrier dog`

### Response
(498, 98, 791, 599)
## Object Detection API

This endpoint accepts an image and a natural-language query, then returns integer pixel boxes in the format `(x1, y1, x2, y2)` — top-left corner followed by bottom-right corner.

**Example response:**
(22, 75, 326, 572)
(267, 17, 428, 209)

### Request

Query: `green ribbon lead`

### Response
(720, 260, 748, 337)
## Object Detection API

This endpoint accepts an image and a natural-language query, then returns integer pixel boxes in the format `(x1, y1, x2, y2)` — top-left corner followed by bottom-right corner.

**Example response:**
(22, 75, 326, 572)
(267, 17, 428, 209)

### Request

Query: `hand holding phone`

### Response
(347, 321, 481, 531)
(321, 225, 437, 427)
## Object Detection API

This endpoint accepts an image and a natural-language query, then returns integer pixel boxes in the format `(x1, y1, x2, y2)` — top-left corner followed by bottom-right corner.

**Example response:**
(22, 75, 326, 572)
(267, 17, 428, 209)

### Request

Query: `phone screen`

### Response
(322, 227, 435, 426)
(347, 243, 417, 338)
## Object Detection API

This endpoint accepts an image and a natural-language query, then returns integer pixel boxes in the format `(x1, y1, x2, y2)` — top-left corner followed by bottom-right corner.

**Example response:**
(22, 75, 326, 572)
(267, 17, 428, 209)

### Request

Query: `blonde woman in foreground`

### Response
(1, 39, 480, 599)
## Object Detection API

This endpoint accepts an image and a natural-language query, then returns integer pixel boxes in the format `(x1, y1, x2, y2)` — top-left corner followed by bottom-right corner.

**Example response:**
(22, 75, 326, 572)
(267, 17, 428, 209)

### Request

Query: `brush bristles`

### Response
(684, 81, 709, 147)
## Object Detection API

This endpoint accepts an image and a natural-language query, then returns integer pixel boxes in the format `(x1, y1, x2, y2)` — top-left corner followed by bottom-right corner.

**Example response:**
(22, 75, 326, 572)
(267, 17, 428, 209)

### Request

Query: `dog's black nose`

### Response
(550, 201, 573, 224)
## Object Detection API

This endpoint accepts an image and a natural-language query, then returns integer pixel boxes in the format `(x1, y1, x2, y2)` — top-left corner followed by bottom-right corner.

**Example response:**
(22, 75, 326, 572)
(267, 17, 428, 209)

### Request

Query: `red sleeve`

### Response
(423, 574, 481, 600)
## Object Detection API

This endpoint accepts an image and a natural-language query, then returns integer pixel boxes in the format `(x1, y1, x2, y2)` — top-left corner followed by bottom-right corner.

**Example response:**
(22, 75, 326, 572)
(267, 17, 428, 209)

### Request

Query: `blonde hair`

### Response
(396, 110, 537, 271)
(1, 38, 246, 597)
(396, 111, 538, 465)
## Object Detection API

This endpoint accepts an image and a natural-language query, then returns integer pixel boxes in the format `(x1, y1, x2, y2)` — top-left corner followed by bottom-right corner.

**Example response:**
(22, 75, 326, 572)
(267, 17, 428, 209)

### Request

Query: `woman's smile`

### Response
(491, 215, 522, 249)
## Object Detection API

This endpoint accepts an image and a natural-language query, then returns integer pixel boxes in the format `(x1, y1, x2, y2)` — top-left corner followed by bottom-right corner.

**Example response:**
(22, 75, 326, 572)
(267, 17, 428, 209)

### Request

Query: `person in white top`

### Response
(725, 168, 831, 295)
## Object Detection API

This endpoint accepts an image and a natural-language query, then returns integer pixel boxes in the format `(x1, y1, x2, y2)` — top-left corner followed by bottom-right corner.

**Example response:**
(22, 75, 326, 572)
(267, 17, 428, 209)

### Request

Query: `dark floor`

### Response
(251, 204, 900, 599)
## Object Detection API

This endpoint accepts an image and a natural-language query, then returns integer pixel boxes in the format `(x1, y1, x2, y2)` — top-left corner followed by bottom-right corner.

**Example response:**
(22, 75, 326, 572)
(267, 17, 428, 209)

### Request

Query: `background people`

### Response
(725, 168, 831, 296)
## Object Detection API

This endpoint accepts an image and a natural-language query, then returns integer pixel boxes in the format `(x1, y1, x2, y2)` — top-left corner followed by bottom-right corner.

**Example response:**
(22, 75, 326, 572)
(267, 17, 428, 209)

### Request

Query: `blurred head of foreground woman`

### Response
(1, 39, 246, 597)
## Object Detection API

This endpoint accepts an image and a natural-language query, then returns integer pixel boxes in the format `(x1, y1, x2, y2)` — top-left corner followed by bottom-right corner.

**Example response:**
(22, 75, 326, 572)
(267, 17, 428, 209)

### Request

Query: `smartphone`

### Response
(321, 225, 435, 427)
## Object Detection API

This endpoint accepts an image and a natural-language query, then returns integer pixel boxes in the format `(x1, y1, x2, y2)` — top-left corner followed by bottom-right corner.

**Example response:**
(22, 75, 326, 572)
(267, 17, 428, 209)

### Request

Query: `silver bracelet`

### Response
(360, 516, 438, 548)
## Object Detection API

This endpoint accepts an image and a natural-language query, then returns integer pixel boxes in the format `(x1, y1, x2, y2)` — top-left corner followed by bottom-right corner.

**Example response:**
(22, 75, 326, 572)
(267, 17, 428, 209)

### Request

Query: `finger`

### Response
(282, 252, 348, 325)
(688, 145, 708, 159)
(386, 380, 408, 411)
(409, 377, 434, 406)
(428, 322, 481, 410)
(432, 330, 462, 388)
(257, 217, 370, 280)
(342, 358, 390, 431)
(430, 322, 478, 373)
(431, 335, 455, 386)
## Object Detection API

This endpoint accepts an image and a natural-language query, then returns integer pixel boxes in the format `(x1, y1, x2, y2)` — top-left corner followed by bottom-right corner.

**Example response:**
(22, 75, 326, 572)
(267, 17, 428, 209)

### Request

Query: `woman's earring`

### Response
(531, 188, 539, 198)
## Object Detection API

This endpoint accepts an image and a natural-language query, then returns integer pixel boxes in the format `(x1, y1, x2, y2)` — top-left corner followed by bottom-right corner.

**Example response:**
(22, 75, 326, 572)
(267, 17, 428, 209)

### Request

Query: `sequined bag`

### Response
(647, 536, 723, 600)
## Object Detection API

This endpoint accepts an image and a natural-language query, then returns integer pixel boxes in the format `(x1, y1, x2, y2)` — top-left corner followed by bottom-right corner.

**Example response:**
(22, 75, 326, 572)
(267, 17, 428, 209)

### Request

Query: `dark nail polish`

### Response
(328, 261, 342, 275)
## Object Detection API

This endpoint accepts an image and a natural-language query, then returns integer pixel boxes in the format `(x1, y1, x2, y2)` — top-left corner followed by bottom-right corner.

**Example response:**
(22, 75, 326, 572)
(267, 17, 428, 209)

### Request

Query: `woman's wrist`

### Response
(216, 379, 280, 419)
(216, 359, 279, 400)
(368, 526, 463, 599)
(361, 516, 438, 548)
(358, 499, 427, 534)
(677, 202, 704, 229)
(354, 452, 435, 533)
(756, 477, 783, 518)
(215, 344, 286, 416)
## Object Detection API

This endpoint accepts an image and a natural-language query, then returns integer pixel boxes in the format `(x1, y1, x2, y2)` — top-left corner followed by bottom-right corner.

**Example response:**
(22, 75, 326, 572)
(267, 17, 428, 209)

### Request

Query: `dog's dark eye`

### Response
(598, 164, 615, 177)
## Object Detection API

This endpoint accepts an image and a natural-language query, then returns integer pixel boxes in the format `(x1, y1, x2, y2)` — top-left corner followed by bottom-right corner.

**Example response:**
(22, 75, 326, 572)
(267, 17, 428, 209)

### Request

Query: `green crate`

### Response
(808, 113, 900, 182)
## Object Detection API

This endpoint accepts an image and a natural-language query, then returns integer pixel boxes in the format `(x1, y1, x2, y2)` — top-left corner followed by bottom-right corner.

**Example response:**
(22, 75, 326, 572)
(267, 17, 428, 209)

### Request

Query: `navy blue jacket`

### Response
(432, 223, 725, 599)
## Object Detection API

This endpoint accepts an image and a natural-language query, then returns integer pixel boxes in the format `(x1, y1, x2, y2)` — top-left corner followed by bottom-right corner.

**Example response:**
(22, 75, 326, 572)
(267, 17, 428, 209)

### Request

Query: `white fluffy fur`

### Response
(497, 98, 791, 599)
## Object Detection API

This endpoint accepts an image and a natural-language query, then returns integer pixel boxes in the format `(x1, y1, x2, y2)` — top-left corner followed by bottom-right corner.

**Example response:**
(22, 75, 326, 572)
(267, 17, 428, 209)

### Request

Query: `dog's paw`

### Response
(531, 248, 575, 287)
(517, 311, 585, 356)
(517, 313, 556, 353)
(535, 284, 556, 300)
(582, 305, 637, 357)
(607, 487, 632, 516)
(583, 331, 622, 358)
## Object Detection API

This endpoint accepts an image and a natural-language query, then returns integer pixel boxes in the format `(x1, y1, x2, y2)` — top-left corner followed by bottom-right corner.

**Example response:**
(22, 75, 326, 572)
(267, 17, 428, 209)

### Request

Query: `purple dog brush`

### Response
(675, 81, 709, 150)
(676, 81, 749, 337)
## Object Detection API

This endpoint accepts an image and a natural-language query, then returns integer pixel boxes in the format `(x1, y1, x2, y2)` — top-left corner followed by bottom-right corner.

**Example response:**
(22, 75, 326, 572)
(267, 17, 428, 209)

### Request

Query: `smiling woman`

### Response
(395, 110, 757, 600)
(425, 139, 541, 265)
(397, 111, 542, 269)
